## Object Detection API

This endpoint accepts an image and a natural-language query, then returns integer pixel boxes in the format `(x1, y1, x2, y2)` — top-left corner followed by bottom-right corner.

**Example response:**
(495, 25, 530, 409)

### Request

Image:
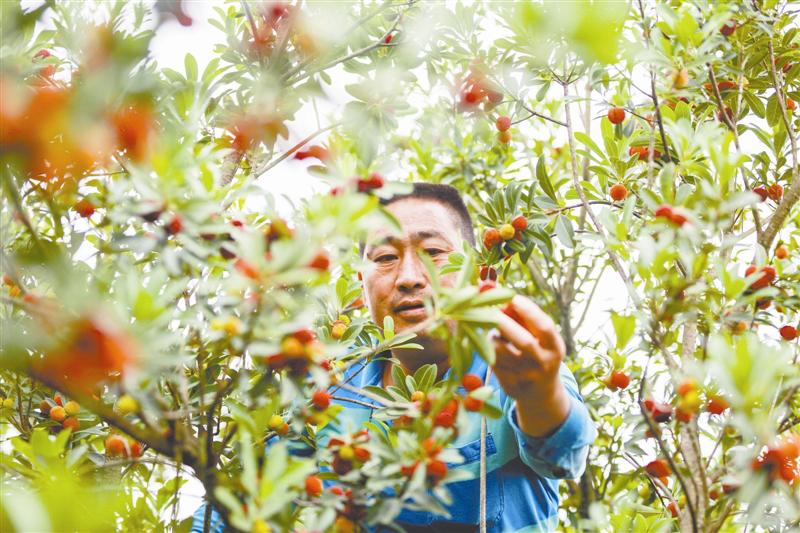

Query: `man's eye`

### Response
(425, 249, 444, 257)
(375, 255, 396, 263)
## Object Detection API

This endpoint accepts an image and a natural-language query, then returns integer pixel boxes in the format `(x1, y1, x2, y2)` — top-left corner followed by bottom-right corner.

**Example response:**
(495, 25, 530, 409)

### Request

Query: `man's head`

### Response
(359, 183, 475, 340)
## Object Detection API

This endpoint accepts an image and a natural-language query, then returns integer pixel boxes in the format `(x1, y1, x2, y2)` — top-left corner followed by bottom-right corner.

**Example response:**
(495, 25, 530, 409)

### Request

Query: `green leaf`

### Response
(184, 53, 198, 82)
(554, 215, 575, 248)
(610, 312, 636, 350)
(536, 157, 558, 202)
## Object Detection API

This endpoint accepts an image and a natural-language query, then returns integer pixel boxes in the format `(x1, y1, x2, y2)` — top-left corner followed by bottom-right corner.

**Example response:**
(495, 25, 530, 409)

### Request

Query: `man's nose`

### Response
(395, 252, 428, 292)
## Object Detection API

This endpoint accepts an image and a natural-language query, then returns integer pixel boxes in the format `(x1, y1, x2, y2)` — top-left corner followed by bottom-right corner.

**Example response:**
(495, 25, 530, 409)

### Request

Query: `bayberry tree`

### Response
(2, 1, 800, 532)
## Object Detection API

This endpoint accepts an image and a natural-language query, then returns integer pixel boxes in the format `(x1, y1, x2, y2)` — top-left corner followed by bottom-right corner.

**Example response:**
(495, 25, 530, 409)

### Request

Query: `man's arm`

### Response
(504, 363, 596, 479)
(491, 295, 596, 479)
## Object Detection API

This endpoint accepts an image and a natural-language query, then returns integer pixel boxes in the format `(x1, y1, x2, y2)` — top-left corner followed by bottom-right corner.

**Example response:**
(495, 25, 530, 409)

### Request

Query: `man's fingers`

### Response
(496, 312, 553, 364)
(507, 295, 564, 353)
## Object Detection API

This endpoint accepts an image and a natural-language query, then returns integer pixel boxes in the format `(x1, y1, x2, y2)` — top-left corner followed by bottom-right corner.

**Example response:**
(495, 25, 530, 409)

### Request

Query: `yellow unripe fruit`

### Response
(281, 337, 305, 358)
(251, 518, 271, 533)
(50, 406, 67, 422)
(268, 414, 285, 431)
(210, 318, 226, 330)
(339, 445, 355, 461)
(336, 315, 351, 326)
(64, 401, 80, 416)
(223, 317, 242, 335)
(2, 398, 13, 409)
(679, 390, 703, 413)
(499, 224, 515, 240)
(117, 395, 140, 415)
(334, 516, 356, 533)
(331, 322, 347, 340)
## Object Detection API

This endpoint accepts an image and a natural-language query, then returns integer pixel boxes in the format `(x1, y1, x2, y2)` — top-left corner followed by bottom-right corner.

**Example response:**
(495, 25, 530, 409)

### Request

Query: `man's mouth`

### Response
(393, 301, 428, 319)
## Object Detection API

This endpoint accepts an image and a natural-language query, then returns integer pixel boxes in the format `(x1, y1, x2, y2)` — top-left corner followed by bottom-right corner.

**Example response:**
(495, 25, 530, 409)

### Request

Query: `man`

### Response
(193, 183, 596, 532)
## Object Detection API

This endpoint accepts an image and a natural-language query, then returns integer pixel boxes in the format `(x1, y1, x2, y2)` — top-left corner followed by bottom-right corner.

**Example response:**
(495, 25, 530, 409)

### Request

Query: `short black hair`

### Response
(360, 182, 476, 256)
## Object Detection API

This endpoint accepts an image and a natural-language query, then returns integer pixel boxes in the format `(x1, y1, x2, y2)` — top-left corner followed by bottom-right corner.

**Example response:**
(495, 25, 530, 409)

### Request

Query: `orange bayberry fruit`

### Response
(497, 130, 511, 143)
(768, 183, 783, 201)
(667, 502, 680, 518)
(478, 280, 496, 293)
(720, 19, 737, 36)
(609, 184, 628, 201)
(677, 380, 696, 397)
(331, 321, 347, 340)
(511, 215, 527, 231)
(105, 434, 128, 456)
(707, 396, 729, 416)
(788, 98, 796, 111)
(462, 374, 482, 391)
(645, 459, 671, 478)
(464, 397, 483, 411)
(75, 198, 95, 218)
(426, 459, 448, 484)
(776, 245, 789, 259)
(305, 475, 323, 497)
(62, 417, 80, 432)
(609, 370, 631, 390)
(780, 325, 798, 341)
(654, 204, 674, 220)
(495, 116, 511, 132)
(312, 390, 331, 410)
(433, 410, 455, 428)
(410, 390, 425, 402)
(353, 447, 370, 462)
(753, 186, 768, 202)
(484, 228, 501, 245)
(49, 406, 66, 422)
(498, 224, 515, 240)
(308, 249, 331, 271)
(607, 107, 626, 124)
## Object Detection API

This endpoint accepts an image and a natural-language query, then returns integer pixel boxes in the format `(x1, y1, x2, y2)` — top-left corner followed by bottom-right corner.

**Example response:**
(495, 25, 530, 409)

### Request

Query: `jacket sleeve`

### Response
(190, 503, 227, 533)
(505, 362, 596, 480)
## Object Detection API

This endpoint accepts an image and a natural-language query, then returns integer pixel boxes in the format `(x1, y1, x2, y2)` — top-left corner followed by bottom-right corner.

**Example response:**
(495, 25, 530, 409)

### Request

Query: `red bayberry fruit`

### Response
(654, 204, 674, 220)
(32, 49, 51, 61)
(609, 370, 631, 390)
(308, 249, 330, 271)
(753, 186, 768, 202)
(39, 399, 51, 415)
(667, 502, 679, 518)
(495, 116, 511, 132)
(75, 198, 95, 218)
(478, 280, 496, 293)
(234, 258, 260, 280)
(707, 396, 730, 416)
(645, 459, 671, 478)
(462, 374, 482, 391)
(129, 441, 143, 458)
(62, 417, 80, 432)
(479, 266, 497, 281)
(497, 130, 511, 143)
(401, 461, 420, 477)
(464, 397, 483, 411)
(166, 214, 183, 235)
(434, 410, 455, 428)
(312, 390, 331, 410)
(106, 435, 128, 456)
(720, 19, 737, 36)
(787, 98, 796, 111)
(607, 107, 626, 124)
(484, 228, 501, 245)
(780, 325, 798, 341)
(675, 408, 694, 423)
(768, 183, 783, 201)
(426, 459, 447, 484)
(511, 215, 527, 231)
(609, 184, 628, 201)
(328, 485, 345, 496)
(305, 475, 323, 497)
(353, 447, 370, 462)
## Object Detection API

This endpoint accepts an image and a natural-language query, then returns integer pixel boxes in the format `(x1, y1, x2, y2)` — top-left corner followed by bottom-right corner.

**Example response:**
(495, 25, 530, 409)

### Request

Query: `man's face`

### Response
(361, 198, 462, 334)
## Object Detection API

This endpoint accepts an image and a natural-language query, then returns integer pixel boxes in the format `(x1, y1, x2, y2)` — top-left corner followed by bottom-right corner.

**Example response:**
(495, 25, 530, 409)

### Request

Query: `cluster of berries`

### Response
(753, 183, 783, 203)
(654, 204, 690, 226)
(751, 433, 800, 485)
(330, 172, 386, 196)
(495, 116, 512, 143)
(105, 434, 143, 458)
(328, 429, 372, 477)
(401, 436, 448, 486)
(268, 413, 291, 437)
(40, 395, 81, 433)
(265, 328, 327, 377)
(456, 59, 503, 114)
(482, 216, 527, 257)
(640, 380, 730, 431)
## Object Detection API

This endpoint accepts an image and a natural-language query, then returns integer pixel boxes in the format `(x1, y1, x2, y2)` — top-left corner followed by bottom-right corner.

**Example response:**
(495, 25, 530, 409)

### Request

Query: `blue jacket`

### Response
(192, 353, 596, 533)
